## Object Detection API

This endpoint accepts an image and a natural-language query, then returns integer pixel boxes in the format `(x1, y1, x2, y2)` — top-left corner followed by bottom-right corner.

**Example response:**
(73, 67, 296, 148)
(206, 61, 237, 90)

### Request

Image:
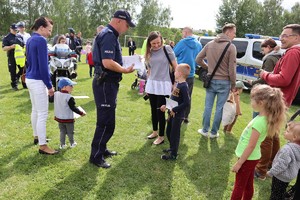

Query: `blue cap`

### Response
(113, 10, 136, 27)
(58, 78, 77, 89)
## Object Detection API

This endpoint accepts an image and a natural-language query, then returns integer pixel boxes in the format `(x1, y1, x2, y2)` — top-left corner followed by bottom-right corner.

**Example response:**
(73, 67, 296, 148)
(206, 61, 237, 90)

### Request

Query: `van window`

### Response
(199, 38, 213, 47)
(232, 41, 248, 58)
(252, 41, 263, 60)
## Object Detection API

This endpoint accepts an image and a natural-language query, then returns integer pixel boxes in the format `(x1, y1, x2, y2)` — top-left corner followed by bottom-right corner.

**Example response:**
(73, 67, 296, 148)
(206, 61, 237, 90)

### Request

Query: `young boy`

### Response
(223, 81, 247, 134)
(160, 63, 190, 160)
(54, 78, 86, 149)
(267, 121, 300, 200)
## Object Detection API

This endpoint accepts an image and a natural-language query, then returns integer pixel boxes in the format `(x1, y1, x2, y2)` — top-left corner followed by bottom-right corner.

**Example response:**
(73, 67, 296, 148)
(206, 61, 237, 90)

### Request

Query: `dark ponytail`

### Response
(31, 16, 53, 31)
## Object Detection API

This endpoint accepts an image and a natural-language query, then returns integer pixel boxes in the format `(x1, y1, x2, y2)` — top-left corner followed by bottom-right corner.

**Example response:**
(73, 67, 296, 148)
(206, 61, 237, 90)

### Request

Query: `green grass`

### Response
(0, 45, 299, 200)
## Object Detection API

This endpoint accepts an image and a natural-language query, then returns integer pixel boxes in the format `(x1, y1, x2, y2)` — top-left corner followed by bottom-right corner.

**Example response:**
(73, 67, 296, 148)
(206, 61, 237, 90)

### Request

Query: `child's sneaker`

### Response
(254, 170, 266, 180)
(198, 129, 208, 137)
(70, 142, 77, 148)
(59, 144, 67, 149)
(161, 154, 177, 160)
(162, 148, 172, 153)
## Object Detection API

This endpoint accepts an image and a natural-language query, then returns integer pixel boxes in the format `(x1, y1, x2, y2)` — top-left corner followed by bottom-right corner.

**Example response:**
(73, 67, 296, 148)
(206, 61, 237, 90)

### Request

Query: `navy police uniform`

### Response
(2, 32, 24, 89)
(90, 24, 123, 164)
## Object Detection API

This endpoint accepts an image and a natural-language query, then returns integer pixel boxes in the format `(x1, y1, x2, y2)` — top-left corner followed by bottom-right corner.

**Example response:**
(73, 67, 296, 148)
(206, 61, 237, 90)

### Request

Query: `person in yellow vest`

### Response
(14, 44, 27, 88)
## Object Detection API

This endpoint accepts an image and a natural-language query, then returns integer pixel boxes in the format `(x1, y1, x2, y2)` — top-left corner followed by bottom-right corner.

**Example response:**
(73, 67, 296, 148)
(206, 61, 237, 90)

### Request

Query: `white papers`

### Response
(165, 98, 178, 110)
(74, 106, 86, 119)
(73, 96, 89, 99)
(122, 55, 144, 70)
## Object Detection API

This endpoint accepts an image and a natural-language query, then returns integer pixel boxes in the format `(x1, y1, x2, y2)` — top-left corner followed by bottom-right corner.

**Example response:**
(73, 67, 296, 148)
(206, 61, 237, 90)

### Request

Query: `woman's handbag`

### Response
(203, 42, 231, 88)
(163, 45, 175, 84)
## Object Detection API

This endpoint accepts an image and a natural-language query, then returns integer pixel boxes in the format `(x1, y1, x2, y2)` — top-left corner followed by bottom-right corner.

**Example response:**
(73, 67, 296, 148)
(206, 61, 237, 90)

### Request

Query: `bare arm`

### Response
(232, 128, 260, 173)
(171, 59, 178, 71)
(2, 44, 15, 51)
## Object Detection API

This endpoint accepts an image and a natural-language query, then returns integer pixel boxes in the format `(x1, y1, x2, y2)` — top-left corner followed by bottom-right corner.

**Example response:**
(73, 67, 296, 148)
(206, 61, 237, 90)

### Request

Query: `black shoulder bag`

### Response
(163, 45, 175, 84)
(203, 42, 231, 88)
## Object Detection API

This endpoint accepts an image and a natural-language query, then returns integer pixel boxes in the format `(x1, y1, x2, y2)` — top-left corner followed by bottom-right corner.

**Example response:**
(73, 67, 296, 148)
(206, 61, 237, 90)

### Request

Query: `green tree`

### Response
(259, 0, 284, 36)
(216, 0, 239, 33)
(136, 0, 172, 37)
(0, 0, 18, 35)
(283, 3, 300, 26)
(235, 0, 263, 37)
(87, 0, 139, 38)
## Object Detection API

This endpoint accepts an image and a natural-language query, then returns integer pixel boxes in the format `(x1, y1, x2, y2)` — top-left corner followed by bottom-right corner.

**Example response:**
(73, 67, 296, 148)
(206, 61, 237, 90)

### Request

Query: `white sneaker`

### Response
(59, 144, 67, 149)
(198, 129, 208, 137)
(210, 133, 220, 138)
(70, 142, 77, 148)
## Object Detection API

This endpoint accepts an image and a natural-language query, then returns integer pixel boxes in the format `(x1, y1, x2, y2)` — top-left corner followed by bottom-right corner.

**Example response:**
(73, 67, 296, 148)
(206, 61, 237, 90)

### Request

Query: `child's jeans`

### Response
(231, 159, 259, 200)
(89, 65, 94, 77)
(166, 116, 183, 156)
(59, 122, 75, 145)
(269, 176, 289, 200)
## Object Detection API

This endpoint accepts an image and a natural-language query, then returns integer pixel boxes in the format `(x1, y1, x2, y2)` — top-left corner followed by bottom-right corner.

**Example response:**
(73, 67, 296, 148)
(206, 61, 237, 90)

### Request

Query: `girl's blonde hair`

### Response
(286, 121, 300, 140)
(145, 31, 163, 62)
(250, 84, 286, 137)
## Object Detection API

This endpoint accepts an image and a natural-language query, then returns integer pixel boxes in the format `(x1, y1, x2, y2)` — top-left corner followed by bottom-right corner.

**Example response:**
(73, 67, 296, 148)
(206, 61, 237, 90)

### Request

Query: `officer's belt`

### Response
(94, 73, 122, 83)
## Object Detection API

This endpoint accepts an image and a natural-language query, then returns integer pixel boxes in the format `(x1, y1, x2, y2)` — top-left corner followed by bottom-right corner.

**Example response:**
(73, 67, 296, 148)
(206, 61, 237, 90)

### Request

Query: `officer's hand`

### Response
(48, 87, 54, 96)
(124, 64, 135, 74)
(11, 44, 16, 49)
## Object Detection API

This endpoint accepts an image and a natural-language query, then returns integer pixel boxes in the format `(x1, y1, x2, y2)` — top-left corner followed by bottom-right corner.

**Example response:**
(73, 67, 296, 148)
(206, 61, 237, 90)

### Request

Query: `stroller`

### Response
(131, 67, 147, 95)
(284, 109, 300, 200)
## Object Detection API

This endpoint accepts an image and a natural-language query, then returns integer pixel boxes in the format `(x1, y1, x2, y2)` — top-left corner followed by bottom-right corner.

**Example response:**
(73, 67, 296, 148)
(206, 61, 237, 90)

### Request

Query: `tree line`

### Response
(0, 0, 299, 45)
(217, 0, 300, 37)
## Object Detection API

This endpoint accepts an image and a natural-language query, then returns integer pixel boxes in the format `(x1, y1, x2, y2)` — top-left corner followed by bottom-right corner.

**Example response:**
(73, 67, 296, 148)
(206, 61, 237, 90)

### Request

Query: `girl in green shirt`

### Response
(231, 84, 286, 200)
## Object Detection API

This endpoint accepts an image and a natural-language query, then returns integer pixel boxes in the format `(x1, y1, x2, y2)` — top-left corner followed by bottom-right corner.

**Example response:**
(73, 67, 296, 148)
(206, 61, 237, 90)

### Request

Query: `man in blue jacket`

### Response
(173, 27, 202, 123)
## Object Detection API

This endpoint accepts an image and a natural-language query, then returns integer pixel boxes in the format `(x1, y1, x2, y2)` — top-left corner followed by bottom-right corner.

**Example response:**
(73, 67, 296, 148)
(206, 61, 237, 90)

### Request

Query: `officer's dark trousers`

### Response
(7, 57, 18, 88)
(90, 78, 119, 163)
(166, 116, 183, 156)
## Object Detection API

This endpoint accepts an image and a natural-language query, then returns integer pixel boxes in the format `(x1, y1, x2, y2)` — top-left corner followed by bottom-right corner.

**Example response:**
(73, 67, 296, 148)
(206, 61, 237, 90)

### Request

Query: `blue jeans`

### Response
(202, 79, 230, 134)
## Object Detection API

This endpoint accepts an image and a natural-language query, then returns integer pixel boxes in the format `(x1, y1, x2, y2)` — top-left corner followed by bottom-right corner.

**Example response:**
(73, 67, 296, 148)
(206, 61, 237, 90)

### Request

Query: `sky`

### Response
(161, 0, 298, 31)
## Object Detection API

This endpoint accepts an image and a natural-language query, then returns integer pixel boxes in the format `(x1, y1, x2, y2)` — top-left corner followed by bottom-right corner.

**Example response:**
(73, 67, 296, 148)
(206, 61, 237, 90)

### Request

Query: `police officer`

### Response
(2, 23, 24, 90)
(89, 10, 135, 168)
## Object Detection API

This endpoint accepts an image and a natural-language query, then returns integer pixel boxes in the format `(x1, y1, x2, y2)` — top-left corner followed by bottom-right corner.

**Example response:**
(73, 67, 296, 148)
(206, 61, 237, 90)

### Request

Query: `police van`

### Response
(196, 34, 300, 103)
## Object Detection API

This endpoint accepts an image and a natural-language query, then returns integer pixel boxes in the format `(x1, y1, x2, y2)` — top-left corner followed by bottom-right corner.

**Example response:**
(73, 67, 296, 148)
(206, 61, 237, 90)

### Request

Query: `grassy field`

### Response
(0, 45, 299, 200)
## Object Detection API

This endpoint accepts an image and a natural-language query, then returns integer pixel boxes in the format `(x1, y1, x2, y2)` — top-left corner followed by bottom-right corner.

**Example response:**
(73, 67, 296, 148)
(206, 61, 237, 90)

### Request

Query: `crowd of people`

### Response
(2, 9, 300, 200)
